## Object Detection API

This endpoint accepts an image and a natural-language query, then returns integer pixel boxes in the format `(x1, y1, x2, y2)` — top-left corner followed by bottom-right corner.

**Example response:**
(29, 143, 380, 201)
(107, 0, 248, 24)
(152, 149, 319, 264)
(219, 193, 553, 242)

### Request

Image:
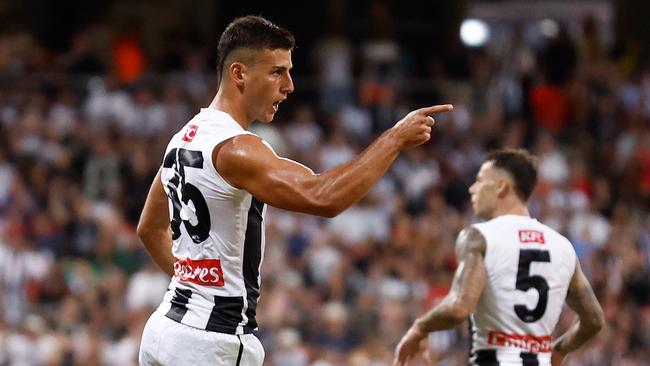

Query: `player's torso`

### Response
(469, 215, 576, 365)
(157, 108, 266, 334)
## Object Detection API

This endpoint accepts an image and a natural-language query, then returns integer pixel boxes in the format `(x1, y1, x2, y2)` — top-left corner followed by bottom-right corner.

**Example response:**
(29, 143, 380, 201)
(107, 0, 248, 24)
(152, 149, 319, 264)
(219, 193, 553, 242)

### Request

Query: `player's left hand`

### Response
(393, 325, 428, 366)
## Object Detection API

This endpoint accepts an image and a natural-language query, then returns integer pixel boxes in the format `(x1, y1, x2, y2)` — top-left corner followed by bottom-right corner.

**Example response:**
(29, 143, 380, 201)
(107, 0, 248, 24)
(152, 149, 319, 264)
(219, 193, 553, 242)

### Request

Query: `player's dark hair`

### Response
(216, 15, 295, 84)
(486, 148, 538, 202)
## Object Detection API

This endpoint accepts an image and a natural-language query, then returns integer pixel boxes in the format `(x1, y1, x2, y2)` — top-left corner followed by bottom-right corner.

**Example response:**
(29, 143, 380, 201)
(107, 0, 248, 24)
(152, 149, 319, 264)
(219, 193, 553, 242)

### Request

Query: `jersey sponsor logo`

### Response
(518, 230, 545, 244)
(173, 257, 225, 286)
(182, 124, 199, 142)
(487, 330, 552, 353)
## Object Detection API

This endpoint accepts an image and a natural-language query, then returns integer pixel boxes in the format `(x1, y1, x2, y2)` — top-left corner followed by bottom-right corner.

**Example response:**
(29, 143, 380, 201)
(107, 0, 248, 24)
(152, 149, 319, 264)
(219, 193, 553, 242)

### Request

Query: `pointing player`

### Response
(136, 15, 453, 366)
(394, 149, 604, 366)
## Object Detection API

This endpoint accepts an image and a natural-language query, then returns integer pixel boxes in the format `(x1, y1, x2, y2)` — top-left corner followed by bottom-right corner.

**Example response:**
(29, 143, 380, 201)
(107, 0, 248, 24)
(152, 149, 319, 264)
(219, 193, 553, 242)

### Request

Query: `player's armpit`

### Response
(552, 261, 604, 355)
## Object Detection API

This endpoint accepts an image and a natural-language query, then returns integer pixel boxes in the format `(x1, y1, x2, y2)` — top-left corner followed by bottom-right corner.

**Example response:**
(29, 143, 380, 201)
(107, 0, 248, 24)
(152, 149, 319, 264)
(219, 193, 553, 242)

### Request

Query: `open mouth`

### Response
(272, 99, 284, 112)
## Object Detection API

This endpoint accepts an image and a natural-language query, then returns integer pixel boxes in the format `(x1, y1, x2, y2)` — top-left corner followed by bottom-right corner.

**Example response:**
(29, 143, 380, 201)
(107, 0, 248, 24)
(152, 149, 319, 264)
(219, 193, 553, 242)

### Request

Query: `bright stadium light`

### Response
(539, 19, 559, 38)
(460, 19, 490, 47)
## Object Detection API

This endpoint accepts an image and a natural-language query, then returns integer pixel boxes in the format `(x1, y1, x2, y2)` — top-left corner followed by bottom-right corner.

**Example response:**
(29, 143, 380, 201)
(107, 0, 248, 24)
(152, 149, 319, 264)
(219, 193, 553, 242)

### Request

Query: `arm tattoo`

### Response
(553, 263, 604, 354)
(414, 227, 487, 333)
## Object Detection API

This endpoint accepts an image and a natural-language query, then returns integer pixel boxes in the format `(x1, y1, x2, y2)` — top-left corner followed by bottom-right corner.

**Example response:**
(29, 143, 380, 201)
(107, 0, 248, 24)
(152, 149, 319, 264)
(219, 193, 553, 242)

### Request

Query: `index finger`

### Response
(416, 104, 454, 116)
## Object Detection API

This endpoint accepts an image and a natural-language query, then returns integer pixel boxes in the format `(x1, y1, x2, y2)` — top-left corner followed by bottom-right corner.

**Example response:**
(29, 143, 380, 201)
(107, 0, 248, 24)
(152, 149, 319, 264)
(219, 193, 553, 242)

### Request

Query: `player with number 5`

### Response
(394, 149, 604, 366)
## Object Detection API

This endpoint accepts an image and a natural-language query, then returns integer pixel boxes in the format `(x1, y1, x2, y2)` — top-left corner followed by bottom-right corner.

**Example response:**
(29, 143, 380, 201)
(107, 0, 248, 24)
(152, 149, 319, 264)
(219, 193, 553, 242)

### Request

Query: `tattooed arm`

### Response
(393, 227, 487, 366)
(551, 261, 604, 366)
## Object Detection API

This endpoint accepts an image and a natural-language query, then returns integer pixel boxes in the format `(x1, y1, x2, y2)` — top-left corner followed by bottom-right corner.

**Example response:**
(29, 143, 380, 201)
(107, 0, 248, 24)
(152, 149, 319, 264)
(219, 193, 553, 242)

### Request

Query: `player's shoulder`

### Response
(474, 214, 547, 230)
(176, 108, 246, 135)
(195, 107, 240, 125)
(527, 218, 572, 245)
(473, 215, 571, 245)
(173, 109, 261, 147)
(471, 214, 514, 232)
(217, 133, 269, 156)
(517, 216, 576, 258)
(213, 132, 275, 178)
(456, 226, 487, 256)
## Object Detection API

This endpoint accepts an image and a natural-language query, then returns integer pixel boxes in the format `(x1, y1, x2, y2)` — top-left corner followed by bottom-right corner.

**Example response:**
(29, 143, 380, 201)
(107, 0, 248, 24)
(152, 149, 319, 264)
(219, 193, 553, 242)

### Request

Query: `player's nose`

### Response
(282, 74, 294, 94)
(468, 183, 476, 194)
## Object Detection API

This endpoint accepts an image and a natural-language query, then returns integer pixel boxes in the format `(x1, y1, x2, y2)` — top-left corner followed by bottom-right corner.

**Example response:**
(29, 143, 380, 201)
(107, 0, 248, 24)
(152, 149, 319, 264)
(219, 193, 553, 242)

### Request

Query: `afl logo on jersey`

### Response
(182, 124, 199, 142)
(518, 230, 545, 244)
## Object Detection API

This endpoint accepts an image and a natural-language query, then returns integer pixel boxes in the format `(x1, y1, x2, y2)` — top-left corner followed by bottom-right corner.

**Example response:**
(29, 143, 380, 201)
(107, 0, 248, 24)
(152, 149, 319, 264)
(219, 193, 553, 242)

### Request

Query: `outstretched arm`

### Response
(216, 105, 452, 217)
(393, 227, 487, 366)
(136, 169, 175, 276)
(551, 261, 604, 365)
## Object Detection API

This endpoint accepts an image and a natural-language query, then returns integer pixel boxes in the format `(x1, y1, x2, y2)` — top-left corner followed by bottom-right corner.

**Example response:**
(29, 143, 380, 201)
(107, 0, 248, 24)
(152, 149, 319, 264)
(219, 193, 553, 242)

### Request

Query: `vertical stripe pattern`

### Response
(165, 288, 193, 322)
(470, 349, 542, 365)
(473, 350, 499, 366)
(235, 335, 244, 366)
(206, 296, 244, 334)
(520, 352, 539, 366)
(242, 198, 265, 331)
(468, 316, 476, 361)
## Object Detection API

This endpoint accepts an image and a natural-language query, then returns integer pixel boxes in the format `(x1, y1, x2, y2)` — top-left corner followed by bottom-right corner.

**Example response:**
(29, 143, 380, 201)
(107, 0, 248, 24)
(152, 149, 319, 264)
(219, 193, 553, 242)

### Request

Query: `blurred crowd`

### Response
(0, 6, 649, 366)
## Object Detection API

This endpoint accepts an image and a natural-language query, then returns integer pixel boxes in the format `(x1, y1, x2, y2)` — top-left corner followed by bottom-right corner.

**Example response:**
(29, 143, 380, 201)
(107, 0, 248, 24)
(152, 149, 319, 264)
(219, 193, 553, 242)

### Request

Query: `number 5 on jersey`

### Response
(163, 148, 211, 243)
(515, 249, 550, 322)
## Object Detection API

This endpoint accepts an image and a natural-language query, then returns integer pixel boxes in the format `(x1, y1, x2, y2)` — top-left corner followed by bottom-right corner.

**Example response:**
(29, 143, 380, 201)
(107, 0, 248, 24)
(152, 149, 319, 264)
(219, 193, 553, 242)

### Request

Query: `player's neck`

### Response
(208, 88, 250, 129)
(492, 200, 530, 219)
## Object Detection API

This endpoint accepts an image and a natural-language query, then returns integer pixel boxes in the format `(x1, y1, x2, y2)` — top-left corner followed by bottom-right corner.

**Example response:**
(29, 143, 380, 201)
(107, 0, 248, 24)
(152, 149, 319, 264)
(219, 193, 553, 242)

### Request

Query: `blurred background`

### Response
(0, 0, 649, 365)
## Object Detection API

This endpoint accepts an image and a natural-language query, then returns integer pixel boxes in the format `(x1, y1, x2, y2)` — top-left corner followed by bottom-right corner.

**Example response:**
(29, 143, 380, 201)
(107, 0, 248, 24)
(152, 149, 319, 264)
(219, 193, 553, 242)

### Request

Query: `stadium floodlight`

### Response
(460, 18, 490, 47)
(539, 19, 559, 38)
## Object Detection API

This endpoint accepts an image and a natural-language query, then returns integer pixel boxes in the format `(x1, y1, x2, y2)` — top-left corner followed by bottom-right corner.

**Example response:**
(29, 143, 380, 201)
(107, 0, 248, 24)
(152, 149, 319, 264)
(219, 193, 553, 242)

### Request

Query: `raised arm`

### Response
(551, 261, 604, 365)
(136, 168, 175, 276)
(393, 227, 487, 366)
(216, 104, 452, 217)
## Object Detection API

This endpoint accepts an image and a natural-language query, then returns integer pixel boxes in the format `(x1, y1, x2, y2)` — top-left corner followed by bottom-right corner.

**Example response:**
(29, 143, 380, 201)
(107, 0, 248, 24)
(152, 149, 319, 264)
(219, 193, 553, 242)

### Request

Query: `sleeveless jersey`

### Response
(155, 108, 266, 335)
(469, 215, 577, 365)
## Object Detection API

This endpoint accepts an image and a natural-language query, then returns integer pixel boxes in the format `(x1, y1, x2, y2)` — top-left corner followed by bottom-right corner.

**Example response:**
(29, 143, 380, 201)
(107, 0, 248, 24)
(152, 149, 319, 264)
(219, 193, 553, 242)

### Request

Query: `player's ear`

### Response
(496, 178, 510, 198)
(230, 62, 246, 88)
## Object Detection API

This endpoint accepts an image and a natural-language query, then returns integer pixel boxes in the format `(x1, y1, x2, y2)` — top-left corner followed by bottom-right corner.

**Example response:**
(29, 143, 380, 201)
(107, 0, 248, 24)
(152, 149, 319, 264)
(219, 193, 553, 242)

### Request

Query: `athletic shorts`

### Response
(138, 310, 265, 366)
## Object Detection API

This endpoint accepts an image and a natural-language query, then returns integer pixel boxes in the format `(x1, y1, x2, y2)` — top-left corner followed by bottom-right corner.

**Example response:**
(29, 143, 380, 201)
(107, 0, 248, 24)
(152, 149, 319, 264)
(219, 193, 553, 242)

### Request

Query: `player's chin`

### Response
(262, 114, 275, 123)
(471, 203, 481, 216)
(261, 111, 277, 123)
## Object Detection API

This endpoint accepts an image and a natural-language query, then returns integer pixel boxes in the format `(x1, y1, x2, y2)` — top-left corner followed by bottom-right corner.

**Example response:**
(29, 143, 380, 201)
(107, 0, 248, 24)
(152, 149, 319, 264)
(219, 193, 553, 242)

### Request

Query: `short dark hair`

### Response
(216, 16, 295, 84)
(485, 148, 538, 202)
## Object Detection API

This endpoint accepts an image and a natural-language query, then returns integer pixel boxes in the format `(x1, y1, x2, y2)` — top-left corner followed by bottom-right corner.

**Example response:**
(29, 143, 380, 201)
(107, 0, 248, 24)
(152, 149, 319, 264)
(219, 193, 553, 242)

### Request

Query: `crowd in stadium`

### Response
(0, 5, 649, 366)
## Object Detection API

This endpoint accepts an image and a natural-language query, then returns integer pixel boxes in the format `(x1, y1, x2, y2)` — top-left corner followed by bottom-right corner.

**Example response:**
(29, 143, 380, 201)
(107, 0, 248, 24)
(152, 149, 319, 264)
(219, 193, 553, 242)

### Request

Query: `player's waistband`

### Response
(471, 349, 551, 366)
(160, 284, 257, 335)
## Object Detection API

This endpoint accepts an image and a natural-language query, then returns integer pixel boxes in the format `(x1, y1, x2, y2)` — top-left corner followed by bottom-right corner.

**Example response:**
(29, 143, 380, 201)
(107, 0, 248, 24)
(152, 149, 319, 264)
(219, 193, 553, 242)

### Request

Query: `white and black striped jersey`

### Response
(469, 215, 577, 366)
(155, 108, 267, 335)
